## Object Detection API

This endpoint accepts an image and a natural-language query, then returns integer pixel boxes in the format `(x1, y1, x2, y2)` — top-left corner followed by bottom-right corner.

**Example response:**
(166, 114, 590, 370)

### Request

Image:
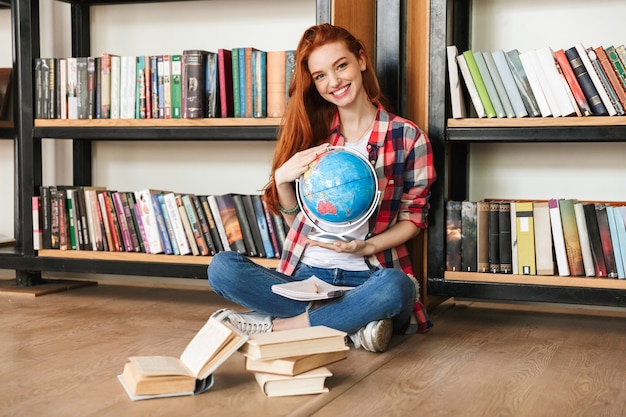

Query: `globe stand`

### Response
(295, 146, 381, 243)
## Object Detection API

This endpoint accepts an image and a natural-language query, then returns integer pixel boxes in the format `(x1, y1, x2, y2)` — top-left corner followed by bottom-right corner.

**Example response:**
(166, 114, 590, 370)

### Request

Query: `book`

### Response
(462, 50, 496, 118)
(518, 49, 553, 117)
(199, 195, 224, 253)
(487, 201, 500, 273)
(548, 199, 569, 276)
(613, 207, 626, 279)
(231, 48, 241, 117)
(267, 50, 287, 118)
(171, 54, 182, 118)
(510, 202, 518, 274)
(564, 46, 607, 116)
(553, 49, 592, 116)
(218, 49, 234, 118)
(582, 203, 607, 277)
(504, 49, 541, 118)
(559, 199, 584, 276)
(574, 43, 616, 116)
(134, 189, 165, 254)
(515, 201, 535, 275)
(176, 194, 200, 256)
(253, 367, 333, 397)
(532, 201, 554, 276)
(460, 201, 477, 272)
(214, 194, 247, 254)
(251, 49, 267, 118)
(251, 194, 275, 258)
(534, 47, 577, 117)
(573, 202, 596, 277)
(0, 67, 11, 120)
(182, 50, 208, 118)
(118, 316, 247, 400)
(605, 45, 626, 92)
(110, 54, 121, 119)
(58, 58, 68, 119)
(476, 201, 490, 273)
(285, 50, 296, 104)
(163, 192, 191, 255)
(587, 47, 624, 115)
(498, 201, 512, 273)
(261, 196, 281, 256)
(151, 193, 174, 255)
(456, 53, 486, 118)
(32, 196, 42, 250)
(594, 46, 626, 111)
(206, 51, 219, 118)
(595, 204, 619, 278)
(207, 195, 231, 252)
(39, 186, 52, 249)
(445, 200, 462, 272)
(472, 50, 504, 117)
(271, 275, 353, 301)
(232, 194, 258, 256)
(239, 325, 347, 361)
(181, 194, 209, 256)
(245, 349, 347, 377)
(606, 206, 625, 279)
(482, 51, 515, 118)
(191, 195, 216, 255)
(491, 50, 527, 118)
(446, 46, 467, 119)
(241, 194, 266, 258)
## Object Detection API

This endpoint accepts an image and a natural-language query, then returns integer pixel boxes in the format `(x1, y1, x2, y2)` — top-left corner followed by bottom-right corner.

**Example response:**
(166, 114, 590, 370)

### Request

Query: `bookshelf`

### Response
(1, 0, 389, 286)
(424, 0, 626, 307)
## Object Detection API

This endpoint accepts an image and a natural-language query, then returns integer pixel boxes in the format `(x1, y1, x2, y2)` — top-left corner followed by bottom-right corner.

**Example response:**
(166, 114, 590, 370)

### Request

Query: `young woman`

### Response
(208, 23, 436, 352)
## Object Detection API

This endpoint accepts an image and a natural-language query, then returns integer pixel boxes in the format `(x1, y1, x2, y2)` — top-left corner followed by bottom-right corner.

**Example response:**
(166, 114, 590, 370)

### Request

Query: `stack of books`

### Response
(239, 326, 349, 397)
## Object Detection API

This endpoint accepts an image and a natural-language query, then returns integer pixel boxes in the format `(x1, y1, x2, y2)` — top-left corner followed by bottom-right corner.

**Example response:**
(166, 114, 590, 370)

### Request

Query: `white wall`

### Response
(468, 0, 626, 202)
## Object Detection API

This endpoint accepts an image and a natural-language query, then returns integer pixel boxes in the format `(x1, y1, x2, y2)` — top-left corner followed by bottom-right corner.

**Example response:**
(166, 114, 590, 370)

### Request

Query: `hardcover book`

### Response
(191, 195, 216, 255)
(232, 194, 258, 257)
(267, 50, 287, 118)
(251, 194, 276, 258)
(445, 200, 462, 272)
(207, 195, 232, 252)
(532, 201, 554, 276)
(587, 48, 624, 115)
(504, 49, 541, 117)
(134, 189, 165, 254)
(582, 203, 607, 277)
(176, 195, 200, 256)
(446, 46, 467, 119)
(462, 50, 496, 118)
(534, 47, 577, 117)
(181, 194, 210, 256)
(214, 194, 248, 255)
(573, 44, 616, 115)
(252, 49, 267, 118)
(518, 50, 553, 117)
(118, 317, 247, 401)
(476, 201, 490, 273)
(605, 45, 626, 92)
(456, 54, 486, 118)
(548, 199, 570, 276)
(206, 51, 220, 118)
(564, 46, 607, 116)
(498, 201, 512, 273)
(613, 207, 626, 278)
(491, 50, 527, 118)
(253, 367, 333, 397)
(461, 201, 477, 272)
(482, 51, 515, 118)
(218, 49, 234, 118)
(241, 194, 266, 258)
(605, 206, 625, 279)
(244, 349, 347, 377)
(171, 54, 182, 118)
(488, 201, 500, 273)
(559, 199, 585, 276)
(515, 201, 536, 275)
(595, 203, 619, 278)
(239, 326, 347, 361)
(553, 49, 592, 116)
(199, 195, 224, 253)
(472, 51, 504, 117)
(594, 46, 626, 111)
(182, 50, 209, 118)
(573, 202, 596, 277)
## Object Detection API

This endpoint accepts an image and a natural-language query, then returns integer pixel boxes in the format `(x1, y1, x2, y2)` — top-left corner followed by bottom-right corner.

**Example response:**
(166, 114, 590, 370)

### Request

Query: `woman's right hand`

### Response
(274, 143, 330, 186)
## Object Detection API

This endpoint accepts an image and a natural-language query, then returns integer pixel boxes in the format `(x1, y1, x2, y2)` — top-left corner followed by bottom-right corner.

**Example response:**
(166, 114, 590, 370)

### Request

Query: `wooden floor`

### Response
(1, 280, 626, 417)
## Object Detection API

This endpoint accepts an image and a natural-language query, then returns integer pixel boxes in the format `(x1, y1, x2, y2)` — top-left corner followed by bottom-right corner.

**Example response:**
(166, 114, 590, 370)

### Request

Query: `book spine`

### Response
(162, 193, 190, 255)
(482, 52, 514, 118)
(207, 195, 232, 252)
(252, 50, 267, 118)
(266, 50, 287, 118)
(136, 56, 146, 119)
(200, 196, 224, 253)
(583, 203, 607, 277)
(463, 50, 496, 118)
(445, 200, 462, 272)
(456, 54, 486, 118)
(574, 44, 616, 115)
(243, 47, 252, 118)
(242, 194, 266, 258)
(231, 48, 241, 118)
(97, 192, 114, 251)
(251, 195, 275, 258)
(261, 196, 281, 257)
(176, 195, 200, 256)
(120, 191, 142, 252)
(150, 55, 159, 119)
(518, 51, 553, 117)
(183, 50, 208, 118)
(171, 54, 182, 118)
(40, 186, 52, 249)
(488, 202, 500, 273)
(110, 55, 121, 119)
(460, 201, 477, 272)
(491, 50, 526, 118)
(191, 195, 216, 255)
(215, 194, 247, 254)
(163, 55, 172, 119)
(515, 202, 535, 275)
(588, 48, 624, 115)
(606, 206, 625, 279)
(554, 49, 592, 116)
(233, 194, 258, 257)
(559, 199, 585, 276)
(498, 201, 512, 273)
(112, 191, 134, 252)
(32, 196, 41, 250)
(504, 49, 541, 117)
(182, 194, 209, 256)
(476, 201, 490, 273)
(594, 46, 626, 111)
(206, 52, 219, 118)
(218, 49, 234, 118)
(595, 204, 618, 278)
(151, 193, 173, 255)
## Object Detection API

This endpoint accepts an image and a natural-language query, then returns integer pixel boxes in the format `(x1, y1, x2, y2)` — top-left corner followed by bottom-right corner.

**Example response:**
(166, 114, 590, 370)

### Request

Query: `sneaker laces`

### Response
(211, 309, 273, 335)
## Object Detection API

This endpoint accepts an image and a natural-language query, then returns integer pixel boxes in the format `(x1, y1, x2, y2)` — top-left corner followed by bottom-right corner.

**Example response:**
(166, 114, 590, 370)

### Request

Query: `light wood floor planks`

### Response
(1, 280, 625, 417)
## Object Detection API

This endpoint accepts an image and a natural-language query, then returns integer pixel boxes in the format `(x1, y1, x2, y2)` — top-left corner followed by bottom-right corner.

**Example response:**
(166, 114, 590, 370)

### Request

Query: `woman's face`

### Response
(307, 41, 366, 108)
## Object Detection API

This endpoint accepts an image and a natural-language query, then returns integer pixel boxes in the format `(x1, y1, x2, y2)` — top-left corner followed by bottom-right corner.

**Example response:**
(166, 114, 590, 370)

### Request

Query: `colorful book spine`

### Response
(515, 202, 535, 275)
(554, 49, 592, 116)
(445, 200, 462, 272)
(461, 201, 477, 272)
(252, 49, 267, 118)
(171, 54, 182, 118)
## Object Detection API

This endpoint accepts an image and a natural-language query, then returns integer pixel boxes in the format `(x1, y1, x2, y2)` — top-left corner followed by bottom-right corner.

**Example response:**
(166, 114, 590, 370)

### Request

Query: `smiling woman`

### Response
(207, 23, 437, 354)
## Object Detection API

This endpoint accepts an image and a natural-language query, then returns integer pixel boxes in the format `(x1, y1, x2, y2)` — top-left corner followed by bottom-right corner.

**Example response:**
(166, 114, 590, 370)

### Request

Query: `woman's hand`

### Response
(307, 238, 375, 256)
(274, 143, 329, 186)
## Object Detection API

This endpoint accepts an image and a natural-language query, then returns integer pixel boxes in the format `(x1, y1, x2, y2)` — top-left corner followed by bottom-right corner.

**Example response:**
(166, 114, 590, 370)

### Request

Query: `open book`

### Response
(118, 316, 247, 401)
(271, 275, 353, 301)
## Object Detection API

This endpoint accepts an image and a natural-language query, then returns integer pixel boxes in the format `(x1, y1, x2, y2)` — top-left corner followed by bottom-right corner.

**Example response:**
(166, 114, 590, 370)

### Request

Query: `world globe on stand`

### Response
(296, 146, 380, 242)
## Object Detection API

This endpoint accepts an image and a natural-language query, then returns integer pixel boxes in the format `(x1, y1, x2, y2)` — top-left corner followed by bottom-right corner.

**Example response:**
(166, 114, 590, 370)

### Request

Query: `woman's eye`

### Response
(337, 62, 347, 70)
(314, 73, 325, 81)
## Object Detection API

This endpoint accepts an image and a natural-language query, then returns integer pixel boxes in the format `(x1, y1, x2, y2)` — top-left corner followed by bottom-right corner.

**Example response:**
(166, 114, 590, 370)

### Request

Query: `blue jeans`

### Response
(207, 251, 416, 334)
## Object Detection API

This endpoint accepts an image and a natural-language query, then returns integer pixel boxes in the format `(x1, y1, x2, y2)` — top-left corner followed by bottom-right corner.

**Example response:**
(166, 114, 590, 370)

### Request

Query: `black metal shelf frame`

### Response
(425, 0, 626, 307)
(6, 0, 331, 285)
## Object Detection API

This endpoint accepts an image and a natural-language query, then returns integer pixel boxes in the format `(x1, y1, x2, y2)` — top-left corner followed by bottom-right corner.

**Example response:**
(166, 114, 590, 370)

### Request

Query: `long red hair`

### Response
(263, 23, 383, 214)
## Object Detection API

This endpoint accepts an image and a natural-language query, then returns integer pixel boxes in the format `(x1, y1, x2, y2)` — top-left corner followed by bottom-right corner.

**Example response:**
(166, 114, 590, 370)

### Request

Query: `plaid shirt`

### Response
(277, 105, 437, 332)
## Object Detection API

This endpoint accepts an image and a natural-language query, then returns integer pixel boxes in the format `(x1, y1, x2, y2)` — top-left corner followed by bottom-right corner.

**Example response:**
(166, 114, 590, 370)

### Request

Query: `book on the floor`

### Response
(244, 348, 348, 376)
(271, 275, 353, 301)
(117, 316, 247, 401)
(253, 366, 333, 397)
(240, 325, 347, 360)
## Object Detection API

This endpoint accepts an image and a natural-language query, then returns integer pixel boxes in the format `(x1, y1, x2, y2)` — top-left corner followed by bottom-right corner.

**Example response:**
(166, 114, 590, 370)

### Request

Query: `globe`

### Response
(296, 146, 380, 241)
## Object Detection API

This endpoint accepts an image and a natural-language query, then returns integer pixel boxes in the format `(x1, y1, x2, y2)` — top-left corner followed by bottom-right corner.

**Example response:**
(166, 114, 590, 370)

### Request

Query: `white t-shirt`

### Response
(300, 129, 372, 271)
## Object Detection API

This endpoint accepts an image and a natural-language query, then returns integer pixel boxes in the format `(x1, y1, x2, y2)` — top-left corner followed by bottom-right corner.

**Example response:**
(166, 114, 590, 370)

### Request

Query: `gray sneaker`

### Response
(349, 319, 393, 353)
(211, 308, 273, 335)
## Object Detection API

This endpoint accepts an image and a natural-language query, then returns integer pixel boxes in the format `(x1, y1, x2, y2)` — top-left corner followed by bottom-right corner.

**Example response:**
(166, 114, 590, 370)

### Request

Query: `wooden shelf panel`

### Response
(37, 249, 279, 268)
(448, 116, 626, 128)
(444, 271, 626, 291)
(35, 118, 282, 128)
